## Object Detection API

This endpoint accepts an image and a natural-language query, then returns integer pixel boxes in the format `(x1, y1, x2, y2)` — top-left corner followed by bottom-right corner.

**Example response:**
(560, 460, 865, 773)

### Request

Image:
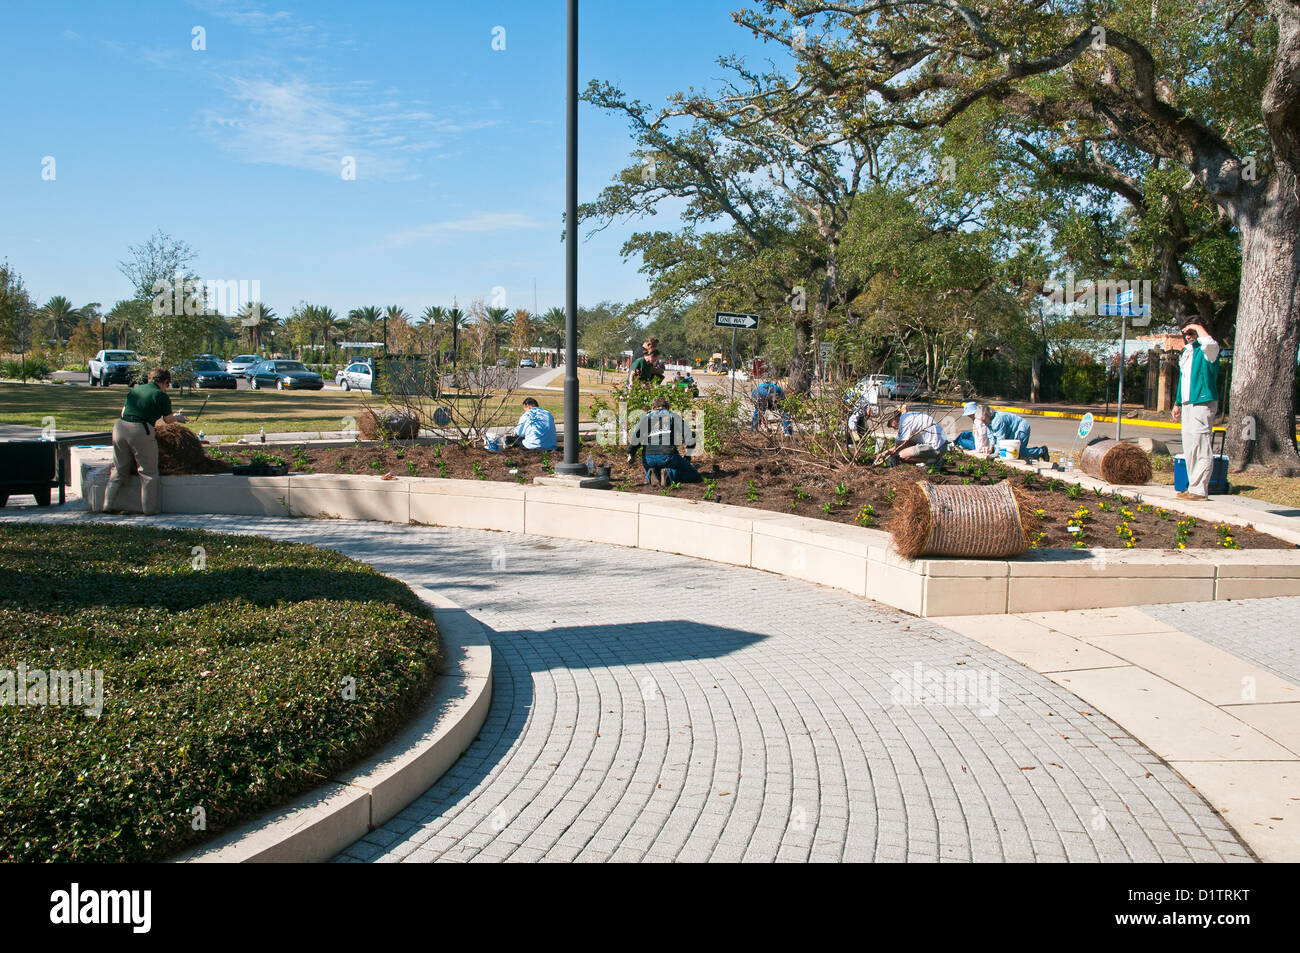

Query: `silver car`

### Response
(227, 354, 261, 376)
(336, 361, 373, 391)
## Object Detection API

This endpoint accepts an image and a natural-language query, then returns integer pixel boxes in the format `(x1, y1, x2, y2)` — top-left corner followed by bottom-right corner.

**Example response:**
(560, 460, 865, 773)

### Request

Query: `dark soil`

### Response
(210, 434, 1292, 551)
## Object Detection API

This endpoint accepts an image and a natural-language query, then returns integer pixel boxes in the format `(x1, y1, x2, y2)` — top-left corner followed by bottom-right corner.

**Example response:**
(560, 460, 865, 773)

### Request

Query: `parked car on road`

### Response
(88, 350, 140, 386)
(519, 357, 536, 368)
(335, 360, 373, 392)
(856, 374, 924, 400)
(249, 360, 325, 391)
(173, 359, 238, 390)
(226, 354, 261, 376)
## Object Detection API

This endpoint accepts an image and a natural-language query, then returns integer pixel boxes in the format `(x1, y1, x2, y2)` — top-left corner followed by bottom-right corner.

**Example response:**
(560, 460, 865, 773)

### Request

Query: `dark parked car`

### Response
(173, 359, 238, 390)
(249, 360, 325, 391)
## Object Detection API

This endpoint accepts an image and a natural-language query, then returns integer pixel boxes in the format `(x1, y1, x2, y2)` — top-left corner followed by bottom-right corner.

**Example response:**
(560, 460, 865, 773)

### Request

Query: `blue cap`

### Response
(962, 401, 979, 417)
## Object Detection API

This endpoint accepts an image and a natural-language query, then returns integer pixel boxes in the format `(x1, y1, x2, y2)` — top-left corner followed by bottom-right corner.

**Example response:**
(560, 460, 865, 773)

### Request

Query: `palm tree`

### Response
(383, 305, 410, 353)
(106, 299, 145, 349)
(445, 305, 467, 368)
(40, 295, 82, 347)
(484, 306, 511, 357)
(540, 306, 566, 367)
(238, 301, 278, 352)
(348, 306, 384, 344)
(419, 305, 446, 357)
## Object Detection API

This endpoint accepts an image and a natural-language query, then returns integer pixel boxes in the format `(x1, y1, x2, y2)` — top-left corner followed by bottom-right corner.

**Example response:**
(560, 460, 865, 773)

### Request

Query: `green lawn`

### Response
(0, 382, 597, 437)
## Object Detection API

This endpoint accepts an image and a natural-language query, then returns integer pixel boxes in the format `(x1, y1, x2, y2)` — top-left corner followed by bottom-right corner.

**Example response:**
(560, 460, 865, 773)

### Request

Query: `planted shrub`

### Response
(0, 523, 441, 862)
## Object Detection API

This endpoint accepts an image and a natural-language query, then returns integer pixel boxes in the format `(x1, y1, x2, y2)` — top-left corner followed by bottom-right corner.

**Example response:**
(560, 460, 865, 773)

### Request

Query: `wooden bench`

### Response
(0, 440, 67, 507)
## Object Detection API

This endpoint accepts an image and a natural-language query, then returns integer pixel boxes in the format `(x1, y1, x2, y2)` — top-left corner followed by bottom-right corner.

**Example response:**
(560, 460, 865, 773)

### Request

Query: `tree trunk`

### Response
(1227, 168, 1300, 473)
(789, 309, 815, 393)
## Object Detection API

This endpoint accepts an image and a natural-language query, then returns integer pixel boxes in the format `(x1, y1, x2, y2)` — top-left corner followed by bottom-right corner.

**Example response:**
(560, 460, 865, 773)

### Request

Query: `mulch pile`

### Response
(1080, 438, 1152, 485)
(888, 479, 1031, 559)
(156, 423, 231, 475)
(359, 409, 421, 440)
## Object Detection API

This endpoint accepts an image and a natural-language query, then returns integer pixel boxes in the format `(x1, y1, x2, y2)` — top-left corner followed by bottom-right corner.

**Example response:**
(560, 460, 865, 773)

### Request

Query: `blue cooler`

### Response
(1173, 430, 1229, 494)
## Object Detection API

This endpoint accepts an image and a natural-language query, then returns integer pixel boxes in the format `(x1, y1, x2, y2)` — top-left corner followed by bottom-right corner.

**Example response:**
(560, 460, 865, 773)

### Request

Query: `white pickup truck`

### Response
(88, 350, 140, 387)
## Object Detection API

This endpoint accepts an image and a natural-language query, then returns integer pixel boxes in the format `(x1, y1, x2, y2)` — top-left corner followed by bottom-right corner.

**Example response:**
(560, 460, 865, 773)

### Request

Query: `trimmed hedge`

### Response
(0, 523, 441, 862)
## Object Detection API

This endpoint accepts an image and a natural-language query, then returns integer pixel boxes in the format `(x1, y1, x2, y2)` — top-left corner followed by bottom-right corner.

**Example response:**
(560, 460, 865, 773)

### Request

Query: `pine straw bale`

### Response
(1079, 438, 1152, 485)
(359, 409, 421, 440)
(886, 479, 1030, 559)
(155, 422, 232, 475)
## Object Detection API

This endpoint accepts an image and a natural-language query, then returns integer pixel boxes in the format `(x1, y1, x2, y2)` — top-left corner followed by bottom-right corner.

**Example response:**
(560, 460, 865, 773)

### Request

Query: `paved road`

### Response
(0, 504, 1251, 862)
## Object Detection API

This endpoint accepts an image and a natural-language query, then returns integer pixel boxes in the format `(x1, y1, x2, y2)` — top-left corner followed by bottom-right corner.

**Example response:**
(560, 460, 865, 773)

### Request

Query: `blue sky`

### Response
(1, 0, 779, 318)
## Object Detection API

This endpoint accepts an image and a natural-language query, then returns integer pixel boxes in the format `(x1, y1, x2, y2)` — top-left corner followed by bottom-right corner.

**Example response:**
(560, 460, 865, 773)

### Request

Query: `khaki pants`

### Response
(105, 419, 160, 514)
(1181, 401, 1217, 496)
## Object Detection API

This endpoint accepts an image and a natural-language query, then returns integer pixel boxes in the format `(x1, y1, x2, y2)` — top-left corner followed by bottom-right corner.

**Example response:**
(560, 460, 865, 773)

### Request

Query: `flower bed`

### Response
(212, 434, 1291, 551)
(0, 522, 441, 862)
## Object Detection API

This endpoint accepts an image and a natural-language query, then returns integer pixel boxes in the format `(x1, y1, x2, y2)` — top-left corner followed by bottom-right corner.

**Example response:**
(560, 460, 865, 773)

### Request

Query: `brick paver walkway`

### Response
(1140, 598, 1300, 687)
(1, 506, 1253, 862)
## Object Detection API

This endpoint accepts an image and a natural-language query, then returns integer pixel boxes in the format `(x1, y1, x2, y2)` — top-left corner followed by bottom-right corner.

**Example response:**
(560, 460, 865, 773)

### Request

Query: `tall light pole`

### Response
(556, 0, 586, 474)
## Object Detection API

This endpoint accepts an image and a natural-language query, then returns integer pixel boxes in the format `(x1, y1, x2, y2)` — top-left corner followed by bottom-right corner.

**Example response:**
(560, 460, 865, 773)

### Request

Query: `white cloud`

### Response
(386, 212, 549, 247)
(199, 76, 497, 178)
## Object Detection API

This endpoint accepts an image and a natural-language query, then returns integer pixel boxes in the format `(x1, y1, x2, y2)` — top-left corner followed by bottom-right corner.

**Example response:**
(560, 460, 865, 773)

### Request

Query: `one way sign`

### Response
(715, 311, 759, 330)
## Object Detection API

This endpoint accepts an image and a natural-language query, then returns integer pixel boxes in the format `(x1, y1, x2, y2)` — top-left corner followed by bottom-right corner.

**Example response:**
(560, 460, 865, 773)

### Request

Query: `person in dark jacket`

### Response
(104, 367, 186, 515)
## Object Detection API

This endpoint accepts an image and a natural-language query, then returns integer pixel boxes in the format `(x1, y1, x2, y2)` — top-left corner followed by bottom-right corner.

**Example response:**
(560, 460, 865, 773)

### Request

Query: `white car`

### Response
(227, 354, 261, 376)
(862, 374, 924, 400)
(519, 358, 536, 368)
(336, 361, 373, 391)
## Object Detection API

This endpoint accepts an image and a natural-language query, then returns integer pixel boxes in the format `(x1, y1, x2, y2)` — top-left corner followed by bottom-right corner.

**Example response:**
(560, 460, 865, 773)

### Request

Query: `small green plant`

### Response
(405, 460, 419, 476)
(854, 504, 876, 527)
(820, 502, 832, 515)
(746, 480, 759, 503)
(1214, 523, 1240, 549)
(1066, 483, 1083, 500)
(703, 478, 719, 502)
(472, 461, 487, 480)
(886, 486, 897, 503)
(436, 460, 448, 478)
(367, 459, 384, 471)
(834, 481, 850, 506)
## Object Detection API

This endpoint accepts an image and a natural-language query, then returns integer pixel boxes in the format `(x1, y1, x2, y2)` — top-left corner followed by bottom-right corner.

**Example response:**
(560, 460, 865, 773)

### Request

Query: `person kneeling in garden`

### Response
(880, 406, 949, 465)
(631, 396, 701, 486)
(506, 396, 557, 450)
(751, 380, 793, 435)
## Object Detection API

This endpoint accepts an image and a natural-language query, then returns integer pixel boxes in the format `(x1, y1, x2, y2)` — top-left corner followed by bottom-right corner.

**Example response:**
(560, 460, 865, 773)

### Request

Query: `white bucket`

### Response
(997, 439, 1021, 459)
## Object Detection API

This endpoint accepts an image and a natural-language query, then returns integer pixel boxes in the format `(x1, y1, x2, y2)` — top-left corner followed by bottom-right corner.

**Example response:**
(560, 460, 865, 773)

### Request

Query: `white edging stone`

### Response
(171, 589, 492, 863)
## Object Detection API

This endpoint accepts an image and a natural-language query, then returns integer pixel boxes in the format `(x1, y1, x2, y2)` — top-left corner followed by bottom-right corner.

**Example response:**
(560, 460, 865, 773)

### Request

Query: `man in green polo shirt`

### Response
(104, 367, 186, 515)
(1171, 322, 1221, 501)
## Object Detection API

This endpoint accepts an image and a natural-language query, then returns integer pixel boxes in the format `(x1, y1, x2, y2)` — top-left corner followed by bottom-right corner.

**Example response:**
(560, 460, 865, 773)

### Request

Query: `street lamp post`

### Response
(556, 0, 586, 475)
(100, 315, 106, 350)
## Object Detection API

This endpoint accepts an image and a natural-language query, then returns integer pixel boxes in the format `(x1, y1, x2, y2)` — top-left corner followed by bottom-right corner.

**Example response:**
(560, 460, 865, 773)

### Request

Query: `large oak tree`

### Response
(741, 0, 1299, 468)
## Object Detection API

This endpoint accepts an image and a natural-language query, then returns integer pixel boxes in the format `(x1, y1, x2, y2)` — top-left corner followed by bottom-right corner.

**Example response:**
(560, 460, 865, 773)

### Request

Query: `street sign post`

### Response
(715, 312, 760, 397)
(1099, 291, 1150, 443)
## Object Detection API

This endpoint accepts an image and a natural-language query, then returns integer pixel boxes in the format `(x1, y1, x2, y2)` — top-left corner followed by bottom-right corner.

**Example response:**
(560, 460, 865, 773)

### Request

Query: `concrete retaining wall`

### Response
(72, 448, 1300, 618)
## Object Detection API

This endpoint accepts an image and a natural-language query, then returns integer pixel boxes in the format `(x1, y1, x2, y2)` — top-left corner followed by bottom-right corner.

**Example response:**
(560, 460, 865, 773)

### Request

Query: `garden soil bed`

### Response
(212, 434, 1292, 552)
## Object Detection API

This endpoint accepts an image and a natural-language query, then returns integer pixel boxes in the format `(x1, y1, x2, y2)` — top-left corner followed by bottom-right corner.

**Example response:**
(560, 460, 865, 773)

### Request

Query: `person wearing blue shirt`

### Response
(506, 397, 557, 450)
(964, 402, 1031, 455)
(751, 381, 793, 435)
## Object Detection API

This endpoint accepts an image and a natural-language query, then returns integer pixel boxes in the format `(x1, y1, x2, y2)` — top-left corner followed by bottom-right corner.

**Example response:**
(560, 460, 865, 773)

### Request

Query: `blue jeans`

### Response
(751, 403, 792, 435)
(643, 451, 700, 484)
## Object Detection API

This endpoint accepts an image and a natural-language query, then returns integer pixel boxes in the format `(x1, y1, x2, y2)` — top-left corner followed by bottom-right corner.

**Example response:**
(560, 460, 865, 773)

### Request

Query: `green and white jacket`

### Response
(1178, 336, 1221, 406)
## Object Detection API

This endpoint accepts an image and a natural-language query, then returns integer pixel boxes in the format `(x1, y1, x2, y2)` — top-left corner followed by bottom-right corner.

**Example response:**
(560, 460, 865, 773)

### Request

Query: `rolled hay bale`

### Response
(358, 409, 420, 440)
(155, 422, 232, 475)
(1079, 438, 1152, 485)
(887, 479, 1031, 560)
